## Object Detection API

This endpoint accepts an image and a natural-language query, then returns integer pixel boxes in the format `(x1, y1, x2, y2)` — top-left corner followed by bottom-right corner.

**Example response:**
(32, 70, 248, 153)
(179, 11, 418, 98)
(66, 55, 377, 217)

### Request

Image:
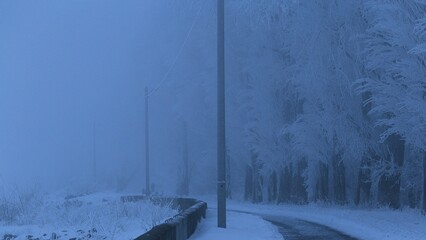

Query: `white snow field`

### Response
(196, 196, 426, 240)
(0, 191, 177, 240)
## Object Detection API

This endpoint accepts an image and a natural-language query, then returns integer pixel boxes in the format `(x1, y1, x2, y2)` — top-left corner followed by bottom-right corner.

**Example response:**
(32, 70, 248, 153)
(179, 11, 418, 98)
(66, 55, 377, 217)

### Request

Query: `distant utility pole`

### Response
(182, 121, 189, 196)
(93, 122, 97, 183)
(217, 0, 227, 229)
(145, 87, 151, 196)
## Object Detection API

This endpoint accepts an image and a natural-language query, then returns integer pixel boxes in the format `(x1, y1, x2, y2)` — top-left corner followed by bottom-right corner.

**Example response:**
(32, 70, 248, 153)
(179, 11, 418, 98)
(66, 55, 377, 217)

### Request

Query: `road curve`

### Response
(263, 215, 359, 240)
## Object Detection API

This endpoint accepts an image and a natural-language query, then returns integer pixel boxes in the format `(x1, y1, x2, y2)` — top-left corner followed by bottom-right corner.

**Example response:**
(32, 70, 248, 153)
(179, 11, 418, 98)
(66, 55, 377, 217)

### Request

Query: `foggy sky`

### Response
(0, 0, 215, 192)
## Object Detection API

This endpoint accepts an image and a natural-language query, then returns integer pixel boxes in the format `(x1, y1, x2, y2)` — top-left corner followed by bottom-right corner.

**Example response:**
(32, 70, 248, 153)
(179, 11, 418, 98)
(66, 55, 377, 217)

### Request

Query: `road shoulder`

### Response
(190, 209, 282, 240)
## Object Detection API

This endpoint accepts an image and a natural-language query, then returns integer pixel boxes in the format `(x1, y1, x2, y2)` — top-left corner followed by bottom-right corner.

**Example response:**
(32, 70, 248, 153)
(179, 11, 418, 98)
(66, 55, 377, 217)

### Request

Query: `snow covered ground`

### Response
(196, 195, 426, 240)
(3, 190, 425, 240)
(190, 209, 282, 240)
(0, 191, 177, 240)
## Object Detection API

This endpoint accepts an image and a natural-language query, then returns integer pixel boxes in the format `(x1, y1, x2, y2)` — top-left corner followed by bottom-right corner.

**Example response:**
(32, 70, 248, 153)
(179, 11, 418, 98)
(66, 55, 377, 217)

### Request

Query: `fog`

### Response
(3, 1, 426, 239)
(1, 0, 426, 216)
(0, 0, 216, 194)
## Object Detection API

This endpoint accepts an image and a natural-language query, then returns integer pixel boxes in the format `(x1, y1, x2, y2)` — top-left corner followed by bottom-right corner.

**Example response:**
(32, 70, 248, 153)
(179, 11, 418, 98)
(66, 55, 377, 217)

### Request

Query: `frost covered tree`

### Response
(357, 0, 426, 209)
(277, 0, 373, 204)
(169, 0, 426, 213)
(226, 0, 426, 211)
(227, 0, 299, 203)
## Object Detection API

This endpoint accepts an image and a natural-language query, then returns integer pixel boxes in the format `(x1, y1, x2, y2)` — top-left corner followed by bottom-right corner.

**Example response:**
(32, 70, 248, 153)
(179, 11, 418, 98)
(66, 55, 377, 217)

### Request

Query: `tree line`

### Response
(222, 0, 426, 212)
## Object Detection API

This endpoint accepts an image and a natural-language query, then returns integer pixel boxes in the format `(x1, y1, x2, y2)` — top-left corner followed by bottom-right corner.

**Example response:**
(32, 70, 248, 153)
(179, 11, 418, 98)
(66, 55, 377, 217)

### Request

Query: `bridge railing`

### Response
(121, 196, 207, 240)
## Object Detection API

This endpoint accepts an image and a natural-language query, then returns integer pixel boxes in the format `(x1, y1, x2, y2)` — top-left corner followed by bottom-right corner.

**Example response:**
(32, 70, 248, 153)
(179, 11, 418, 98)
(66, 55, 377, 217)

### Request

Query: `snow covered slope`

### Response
(0, 192, 177, 240)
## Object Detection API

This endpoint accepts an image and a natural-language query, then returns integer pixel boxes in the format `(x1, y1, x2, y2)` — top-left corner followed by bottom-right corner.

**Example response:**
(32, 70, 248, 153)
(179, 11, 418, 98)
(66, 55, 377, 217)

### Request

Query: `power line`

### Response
(147, 1, 206, 97)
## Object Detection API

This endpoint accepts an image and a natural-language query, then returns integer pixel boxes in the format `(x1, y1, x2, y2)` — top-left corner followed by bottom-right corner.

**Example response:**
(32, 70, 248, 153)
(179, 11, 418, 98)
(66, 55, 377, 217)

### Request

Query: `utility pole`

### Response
(93, 122, 97, 183)
(217, 0, 226, 228)
(145, 87, 150, 196)
(182, 121, 189, 196)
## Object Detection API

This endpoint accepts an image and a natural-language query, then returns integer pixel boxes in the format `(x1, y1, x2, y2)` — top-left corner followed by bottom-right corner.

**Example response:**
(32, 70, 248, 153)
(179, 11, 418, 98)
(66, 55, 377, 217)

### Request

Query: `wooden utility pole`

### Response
(93, 122, 97, 183)
(145, 87, 150, 196)
(217, 0, 226, 228)
(182, 121, 189, 196)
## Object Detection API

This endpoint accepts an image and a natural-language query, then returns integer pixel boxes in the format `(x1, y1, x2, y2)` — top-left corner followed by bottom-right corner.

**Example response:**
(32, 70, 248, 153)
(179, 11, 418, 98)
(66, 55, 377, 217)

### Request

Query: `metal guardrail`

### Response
(121, 196, 207, 240)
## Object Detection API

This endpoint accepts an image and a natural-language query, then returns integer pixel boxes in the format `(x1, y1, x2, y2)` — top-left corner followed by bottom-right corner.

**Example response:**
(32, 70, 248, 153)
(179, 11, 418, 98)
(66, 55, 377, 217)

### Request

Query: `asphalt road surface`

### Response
(263, 215, 359, 240)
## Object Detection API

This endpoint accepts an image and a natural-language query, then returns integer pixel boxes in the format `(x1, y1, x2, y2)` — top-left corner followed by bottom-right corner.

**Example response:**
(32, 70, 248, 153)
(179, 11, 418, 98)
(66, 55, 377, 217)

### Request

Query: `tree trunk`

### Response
(251, 152, 262, 203)
(423, 152, 426, 214)
(278, 165, 292, 203)
(378, 134, 405, 209)
(355, 153, 372, 205)
(292, 160, 308, 204)
(244, 165, 253, 201)
(378, 174, 401, 209)
(316, 162, 329, 201)
(333, 153, 346, 204)
(268, 172, 277, 202)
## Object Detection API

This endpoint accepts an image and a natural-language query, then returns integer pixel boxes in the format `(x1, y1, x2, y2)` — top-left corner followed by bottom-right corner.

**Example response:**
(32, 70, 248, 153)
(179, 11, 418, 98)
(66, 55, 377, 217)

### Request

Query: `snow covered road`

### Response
(195, 195, 426, 240)
(213, 208, 359, 240)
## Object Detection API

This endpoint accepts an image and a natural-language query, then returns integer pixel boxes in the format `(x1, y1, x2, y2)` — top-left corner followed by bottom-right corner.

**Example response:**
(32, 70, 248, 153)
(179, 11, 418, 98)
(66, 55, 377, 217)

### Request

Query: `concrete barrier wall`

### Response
(121, 196, 207, 240)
